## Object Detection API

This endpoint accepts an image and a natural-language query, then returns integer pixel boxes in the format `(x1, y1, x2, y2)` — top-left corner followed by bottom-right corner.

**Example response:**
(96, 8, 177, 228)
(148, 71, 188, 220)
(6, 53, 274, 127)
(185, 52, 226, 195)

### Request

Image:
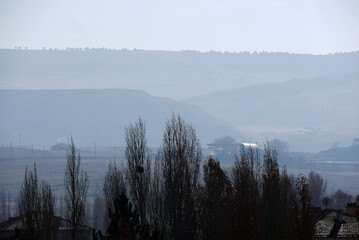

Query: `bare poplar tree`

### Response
(232, 146, 261, 240)
(0, 187, 6, 221)
(356, 195, 359, 218)
(201, 157, 233, 240)
(296, 174, 316, 240)
(331, 189, 353, 210)
(40, 180, 55, 240)
(125, 118, 151, 228)
(19, 164, 41, 239)
(7, 192, 11, 219)
(103, 161, 127, 233)
(149, 153, 165, 233)
(64, 138, 89, 240)
(161, 114, 202, 240)
(19, 163, 55, 240)
(280, 168, 298, 239)
(261, 144, 281, 240)
(59, 196, 64, 218)
(92, 194, 106, 232)
(308, 171, 327, 207)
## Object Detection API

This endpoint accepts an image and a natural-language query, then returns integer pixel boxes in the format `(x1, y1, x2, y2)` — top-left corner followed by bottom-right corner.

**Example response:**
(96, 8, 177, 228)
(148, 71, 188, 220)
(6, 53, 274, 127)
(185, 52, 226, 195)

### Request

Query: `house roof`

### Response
(241, 143, 258, 148)
(0, 215, 93, 232)
(316, 209, 359, 238)
(0, 216, 23, 231)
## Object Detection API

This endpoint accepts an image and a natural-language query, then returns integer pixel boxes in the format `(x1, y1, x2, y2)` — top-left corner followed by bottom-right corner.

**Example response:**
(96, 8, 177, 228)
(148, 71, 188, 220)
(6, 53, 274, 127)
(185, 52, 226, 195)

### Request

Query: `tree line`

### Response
(2, 114, 358, 240)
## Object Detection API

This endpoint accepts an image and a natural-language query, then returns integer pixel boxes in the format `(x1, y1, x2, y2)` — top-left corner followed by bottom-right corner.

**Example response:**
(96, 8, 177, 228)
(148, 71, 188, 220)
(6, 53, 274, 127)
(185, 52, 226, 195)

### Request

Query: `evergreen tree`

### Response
(107, 192, 140, 240)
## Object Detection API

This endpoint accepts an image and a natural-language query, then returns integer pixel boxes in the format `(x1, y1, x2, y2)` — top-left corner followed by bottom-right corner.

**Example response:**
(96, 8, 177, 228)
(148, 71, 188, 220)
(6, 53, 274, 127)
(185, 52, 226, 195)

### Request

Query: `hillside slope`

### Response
(0, 89, 243, 148)
(187, 76, 359, 151)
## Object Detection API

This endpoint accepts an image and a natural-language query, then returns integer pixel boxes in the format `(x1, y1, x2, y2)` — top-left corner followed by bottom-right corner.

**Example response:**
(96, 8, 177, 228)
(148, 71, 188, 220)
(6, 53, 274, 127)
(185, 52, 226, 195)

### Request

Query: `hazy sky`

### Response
(0, 0, 358, 54)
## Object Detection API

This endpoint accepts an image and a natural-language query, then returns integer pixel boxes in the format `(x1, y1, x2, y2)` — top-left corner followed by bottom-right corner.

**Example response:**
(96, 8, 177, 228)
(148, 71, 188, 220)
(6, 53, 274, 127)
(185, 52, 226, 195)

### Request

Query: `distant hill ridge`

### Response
(0, 89, 243, 148)
(1, 49, 358, 99)
(187, 75, 359, 127)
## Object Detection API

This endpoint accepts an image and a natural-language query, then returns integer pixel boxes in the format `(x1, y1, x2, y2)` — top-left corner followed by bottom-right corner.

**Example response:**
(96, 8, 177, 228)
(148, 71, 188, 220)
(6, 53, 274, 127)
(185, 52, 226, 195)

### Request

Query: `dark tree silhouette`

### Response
(296, 174, 316, 240)
(161, 114, 201, 240)
(279, 168, 298, 240)
(64, 138, 89, 240)
(331, 189, 353, 210)
(148, 154, 166, 234)
(232, 146, 260, 240)
(107, 192, 140, 240)
(308, 171, 327, 207)
(0, 187, 6, 221)
(103, 161, 127, 232)
(125, 118, 151, 228)
(200, 157, 233, 240)
(261, 144, 281, 240)
(19, 163, 55, 240)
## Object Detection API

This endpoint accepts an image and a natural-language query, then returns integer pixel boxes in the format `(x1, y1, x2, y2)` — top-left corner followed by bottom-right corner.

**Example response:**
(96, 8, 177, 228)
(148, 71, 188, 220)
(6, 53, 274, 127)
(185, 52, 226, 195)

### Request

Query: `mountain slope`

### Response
(187, 75, 359, 127)
(0, 89, 243, 148)
(186, 75, 359, 151)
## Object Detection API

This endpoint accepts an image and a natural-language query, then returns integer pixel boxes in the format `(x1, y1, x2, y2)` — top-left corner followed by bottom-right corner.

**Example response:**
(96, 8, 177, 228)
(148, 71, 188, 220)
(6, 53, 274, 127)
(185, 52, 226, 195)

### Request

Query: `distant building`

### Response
(50, 143, 70, 151)
(0, 215, 93, 240)
(316, 209, 359, 239)
(208, 141, 258, 156)
(346, 202, 359, 216)
(241, 143, 258, 148)
(208, 136, 241, 156)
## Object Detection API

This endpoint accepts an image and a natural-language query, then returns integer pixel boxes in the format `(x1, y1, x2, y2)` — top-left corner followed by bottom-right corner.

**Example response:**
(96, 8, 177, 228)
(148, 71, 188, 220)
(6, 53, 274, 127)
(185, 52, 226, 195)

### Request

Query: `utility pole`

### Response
(93, 142, 96, 159)
(10, 141, 12, 161)
(114, 144, 117, 161)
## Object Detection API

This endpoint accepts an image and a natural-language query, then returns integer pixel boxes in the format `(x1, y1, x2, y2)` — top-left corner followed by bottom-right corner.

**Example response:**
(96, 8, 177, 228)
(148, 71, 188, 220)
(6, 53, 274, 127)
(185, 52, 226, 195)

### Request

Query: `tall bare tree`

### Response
(148, 153, 165, 234)
(103, 161, 126, 233)
(201, 157, 233, 240)
(92, 194, 106, 233)
(261, 144, 281, 240)
(64, 138, 89, 240)
(19, 164, 41, 239)
(40, 180, 55, 240)
(331, 189, 353, 210)
(232, 146, 261, 240)
(125, 118, 151, 228)
(19, 163, 55, 240)
(356, 195, 359, 219)
(161, 114, 201, 240)
(308, 171, 327, 207)
(0, 187, 6, 221)
(7, 192, 11, 219)
(57, 195, 65, 218)
(280, 169, 298, 240)
(295, 174, 316, 240)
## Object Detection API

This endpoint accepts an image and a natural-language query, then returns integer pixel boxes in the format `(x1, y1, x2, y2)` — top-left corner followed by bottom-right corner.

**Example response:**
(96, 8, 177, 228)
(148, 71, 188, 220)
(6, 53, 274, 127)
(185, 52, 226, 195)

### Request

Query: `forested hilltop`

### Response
(1, 49, 358, 99)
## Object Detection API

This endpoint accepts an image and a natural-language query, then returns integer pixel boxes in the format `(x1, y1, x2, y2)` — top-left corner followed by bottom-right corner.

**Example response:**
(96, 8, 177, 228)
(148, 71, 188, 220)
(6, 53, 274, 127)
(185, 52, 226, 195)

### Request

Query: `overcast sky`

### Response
(0, 0, 358, 54)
